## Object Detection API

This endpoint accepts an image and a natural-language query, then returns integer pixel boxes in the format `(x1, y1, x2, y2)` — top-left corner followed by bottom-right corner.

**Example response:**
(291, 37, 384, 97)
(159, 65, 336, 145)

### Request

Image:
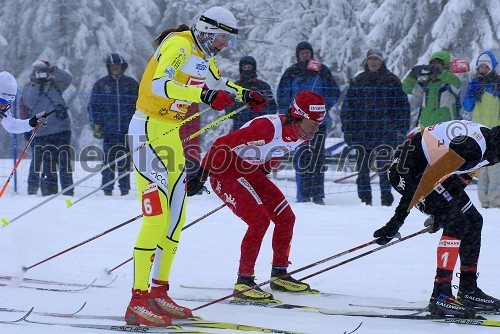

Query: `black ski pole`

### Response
(298, 226, 432, 281)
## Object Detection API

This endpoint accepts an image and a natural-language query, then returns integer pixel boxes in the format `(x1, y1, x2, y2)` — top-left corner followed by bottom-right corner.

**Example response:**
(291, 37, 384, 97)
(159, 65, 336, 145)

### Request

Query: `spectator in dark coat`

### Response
(341, 48, 410, 206)
(88, 53, 139, 196)
(277, 41, 340, 204)
(226, 56, 277, 131)
(22, 60, 73, 196)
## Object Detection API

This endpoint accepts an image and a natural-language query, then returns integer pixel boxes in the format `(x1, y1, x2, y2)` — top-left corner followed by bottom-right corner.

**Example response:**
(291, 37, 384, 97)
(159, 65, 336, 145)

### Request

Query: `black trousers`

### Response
(27, 131, 73, 196)
(293, 124, 326, 202)
(101, 135, 131, 192)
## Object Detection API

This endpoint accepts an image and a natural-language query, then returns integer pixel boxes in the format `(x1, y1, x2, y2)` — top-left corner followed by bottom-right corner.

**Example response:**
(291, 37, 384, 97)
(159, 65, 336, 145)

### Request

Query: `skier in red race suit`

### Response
(187, 90, 325, 301)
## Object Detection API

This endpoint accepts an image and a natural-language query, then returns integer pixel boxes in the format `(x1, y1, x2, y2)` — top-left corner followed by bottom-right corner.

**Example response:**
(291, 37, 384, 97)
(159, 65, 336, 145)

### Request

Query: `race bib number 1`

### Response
(142, 183, 163, 216)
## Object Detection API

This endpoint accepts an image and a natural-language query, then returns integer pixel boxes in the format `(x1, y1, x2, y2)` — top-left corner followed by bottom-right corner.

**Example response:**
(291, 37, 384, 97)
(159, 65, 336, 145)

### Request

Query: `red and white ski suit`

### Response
(201, 115, 305, 276)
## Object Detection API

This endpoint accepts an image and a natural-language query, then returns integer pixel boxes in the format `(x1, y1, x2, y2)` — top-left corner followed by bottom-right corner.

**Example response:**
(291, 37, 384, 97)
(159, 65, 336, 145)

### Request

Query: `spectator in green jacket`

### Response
(403, 50, 462, 127)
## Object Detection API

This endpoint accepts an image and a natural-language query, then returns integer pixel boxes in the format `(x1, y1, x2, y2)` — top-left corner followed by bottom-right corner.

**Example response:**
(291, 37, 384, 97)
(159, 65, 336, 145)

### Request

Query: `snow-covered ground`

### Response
(0, 165, 499, 334)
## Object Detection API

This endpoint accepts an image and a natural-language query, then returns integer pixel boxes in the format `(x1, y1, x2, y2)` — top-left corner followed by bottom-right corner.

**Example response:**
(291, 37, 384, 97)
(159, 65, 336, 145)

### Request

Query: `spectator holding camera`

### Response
(88, 53, 139, 196)
(403, 50, 462, 127)
(21, 60, 73, 196)
(463, 51, 500, 208)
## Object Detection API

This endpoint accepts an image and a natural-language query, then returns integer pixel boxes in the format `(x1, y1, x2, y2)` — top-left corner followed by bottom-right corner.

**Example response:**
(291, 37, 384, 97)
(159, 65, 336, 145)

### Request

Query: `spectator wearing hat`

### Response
(277, 41, 340, 204)
(403, 50, 462, 127)
(21, 60, 73, 196)
(463, 51, 500, 208)
(341, 48, 410, 206)
(88, 53, 139, 196)
(226, 56, 277, 132)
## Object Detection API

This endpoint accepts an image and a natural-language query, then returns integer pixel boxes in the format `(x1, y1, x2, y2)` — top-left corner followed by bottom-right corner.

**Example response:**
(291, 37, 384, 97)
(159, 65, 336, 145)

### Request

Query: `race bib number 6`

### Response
(142, 183, 163, 216)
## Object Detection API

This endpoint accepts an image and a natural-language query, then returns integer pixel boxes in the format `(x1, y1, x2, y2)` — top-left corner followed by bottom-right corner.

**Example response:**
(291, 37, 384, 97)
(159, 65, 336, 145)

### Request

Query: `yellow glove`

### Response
(93, 124, 102, 139)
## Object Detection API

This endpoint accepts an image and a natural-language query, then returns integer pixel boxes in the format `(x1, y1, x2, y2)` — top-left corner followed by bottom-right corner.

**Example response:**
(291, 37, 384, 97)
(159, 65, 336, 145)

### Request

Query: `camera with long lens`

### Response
(416, 65, 432, 84)
(34, 67, 51, 81)
(413, 64, 441, 85)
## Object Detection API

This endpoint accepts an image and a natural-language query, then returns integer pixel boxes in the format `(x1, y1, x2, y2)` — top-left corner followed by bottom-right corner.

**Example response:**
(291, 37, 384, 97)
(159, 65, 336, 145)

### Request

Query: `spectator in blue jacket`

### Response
(88, 53, 139, 196)
(462, 50, 499, 208)
(277, 41, 340, 204)
(341, 48, 410, 206)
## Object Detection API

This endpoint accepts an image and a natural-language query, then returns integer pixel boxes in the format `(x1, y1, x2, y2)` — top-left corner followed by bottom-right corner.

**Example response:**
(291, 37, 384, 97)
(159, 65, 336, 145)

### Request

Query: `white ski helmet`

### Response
(0, 71, 18, 104)
(192, 6, 238, 58)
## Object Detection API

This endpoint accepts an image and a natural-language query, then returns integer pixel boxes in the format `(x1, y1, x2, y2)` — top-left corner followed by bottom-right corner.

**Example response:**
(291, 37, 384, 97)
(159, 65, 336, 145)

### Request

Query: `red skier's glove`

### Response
(242, 90, 266, 113)
(201, 89, 235, 111)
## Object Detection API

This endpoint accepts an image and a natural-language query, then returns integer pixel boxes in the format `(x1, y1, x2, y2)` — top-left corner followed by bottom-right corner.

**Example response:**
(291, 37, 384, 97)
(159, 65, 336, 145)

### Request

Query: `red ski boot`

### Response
(125, 289, 172, 326)
(149, 283, 193, 319)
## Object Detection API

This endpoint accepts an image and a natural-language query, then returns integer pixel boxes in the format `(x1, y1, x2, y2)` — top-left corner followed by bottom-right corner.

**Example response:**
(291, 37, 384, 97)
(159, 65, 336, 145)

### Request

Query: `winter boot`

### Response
(270, 267, 313, 293)
(428, 294, 479, 318)
(149, 284, 192, 319)
(233, 275, 275, 301)
(381, 192, 394, 206)
(125, 289, 172, 326)
(104, 190, 112, 196)
(457, 288, 500, 311)
(312, 197, 325, 205)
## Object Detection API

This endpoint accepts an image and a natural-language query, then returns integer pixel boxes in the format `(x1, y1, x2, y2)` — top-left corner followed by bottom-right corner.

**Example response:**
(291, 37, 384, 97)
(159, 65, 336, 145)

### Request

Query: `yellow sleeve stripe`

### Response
(208, 60, 221, 80)
(226, 81, 244, 102)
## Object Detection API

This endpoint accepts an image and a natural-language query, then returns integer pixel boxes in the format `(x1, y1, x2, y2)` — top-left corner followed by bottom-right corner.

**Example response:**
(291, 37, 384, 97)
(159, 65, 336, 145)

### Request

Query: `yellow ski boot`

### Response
(233, 275, 280, 303)
(270, 267, 319, 294)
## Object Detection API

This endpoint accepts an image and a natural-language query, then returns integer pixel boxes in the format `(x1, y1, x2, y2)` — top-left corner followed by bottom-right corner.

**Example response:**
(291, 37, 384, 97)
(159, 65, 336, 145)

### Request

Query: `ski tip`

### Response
(75, 301, 88, 314)
(25, 307, 35, 317)
(105, 275, 119, 286)
(65, 199, 73, 208)
(1, 218, 9, 227)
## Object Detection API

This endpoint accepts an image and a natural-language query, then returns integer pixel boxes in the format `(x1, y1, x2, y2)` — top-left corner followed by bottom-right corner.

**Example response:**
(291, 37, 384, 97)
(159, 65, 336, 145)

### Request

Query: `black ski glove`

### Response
(242, 90, 266, 113)
(186, 168, 209, 197)
(29, 111, 49, 128)
(423, 217, 441, 234)
(373, 217, 404, 245)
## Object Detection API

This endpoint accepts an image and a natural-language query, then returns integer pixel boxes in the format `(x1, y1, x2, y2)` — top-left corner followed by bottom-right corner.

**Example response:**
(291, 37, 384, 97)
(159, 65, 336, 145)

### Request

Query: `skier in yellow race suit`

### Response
(125, 7, 267, 326)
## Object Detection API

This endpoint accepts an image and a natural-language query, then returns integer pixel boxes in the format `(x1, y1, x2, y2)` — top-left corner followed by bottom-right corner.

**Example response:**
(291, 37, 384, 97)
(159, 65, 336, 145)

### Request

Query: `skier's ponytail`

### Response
(154, 24, 190, 46)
